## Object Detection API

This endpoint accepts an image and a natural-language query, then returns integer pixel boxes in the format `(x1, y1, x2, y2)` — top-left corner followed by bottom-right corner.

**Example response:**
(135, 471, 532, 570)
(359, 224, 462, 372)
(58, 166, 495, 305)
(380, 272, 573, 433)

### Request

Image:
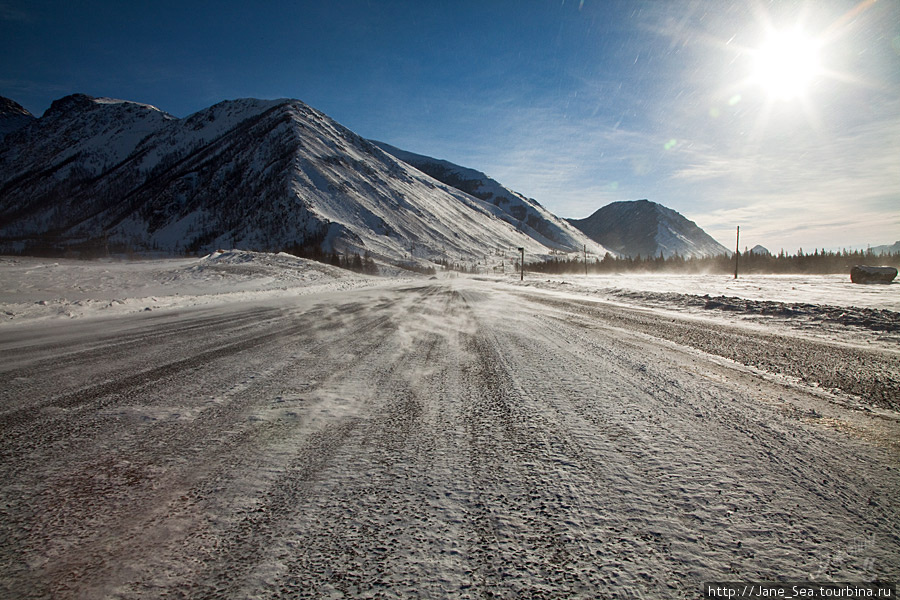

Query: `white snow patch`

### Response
(502, 272, 900, 351)
(0, 250, 380, 326)
(516, 272, 900, 311)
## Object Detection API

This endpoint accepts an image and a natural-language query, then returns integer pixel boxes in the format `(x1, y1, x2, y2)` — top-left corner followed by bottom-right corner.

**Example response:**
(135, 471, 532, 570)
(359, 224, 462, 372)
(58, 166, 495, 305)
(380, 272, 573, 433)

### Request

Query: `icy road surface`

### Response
(1, 279, 898, 599)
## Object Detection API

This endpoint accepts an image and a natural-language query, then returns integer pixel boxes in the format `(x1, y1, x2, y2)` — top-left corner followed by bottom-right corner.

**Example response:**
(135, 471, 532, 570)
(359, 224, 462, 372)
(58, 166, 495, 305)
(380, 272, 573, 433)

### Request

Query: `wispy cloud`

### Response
(360, 0, 898, 251)
(450, 101, 673, 217)
(668, 97, 900, 249)
(696, 196, 900, 252)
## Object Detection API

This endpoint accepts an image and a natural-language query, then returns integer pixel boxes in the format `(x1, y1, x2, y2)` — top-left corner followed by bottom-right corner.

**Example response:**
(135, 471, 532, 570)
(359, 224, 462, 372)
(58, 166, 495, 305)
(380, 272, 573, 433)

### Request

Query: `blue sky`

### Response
(2, 0, 898, 252)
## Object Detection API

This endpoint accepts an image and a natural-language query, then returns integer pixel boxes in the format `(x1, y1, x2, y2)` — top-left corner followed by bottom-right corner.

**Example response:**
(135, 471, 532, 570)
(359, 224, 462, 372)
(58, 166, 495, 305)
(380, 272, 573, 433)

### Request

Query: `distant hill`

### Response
(870, 241, 900, 255)
(568, 199, 729, 259)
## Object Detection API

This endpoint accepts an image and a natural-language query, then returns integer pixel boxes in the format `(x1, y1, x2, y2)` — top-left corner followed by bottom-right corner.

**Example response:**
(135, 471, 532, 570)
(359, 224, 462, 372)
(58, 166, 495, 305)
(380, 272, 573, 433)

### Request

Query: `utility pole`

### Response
(734, 226, 740, 279)
(518, 247, 524, 281)
(584, 244, 588, 276)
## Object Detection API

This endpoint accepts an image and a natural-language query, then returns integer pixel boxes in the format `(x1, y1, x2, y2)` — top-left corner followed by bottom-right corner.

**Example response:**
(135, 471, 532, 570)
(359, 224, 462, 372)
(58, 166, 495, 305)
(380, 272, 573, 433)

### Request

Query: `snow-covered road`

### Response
(1, 279, 897, 599)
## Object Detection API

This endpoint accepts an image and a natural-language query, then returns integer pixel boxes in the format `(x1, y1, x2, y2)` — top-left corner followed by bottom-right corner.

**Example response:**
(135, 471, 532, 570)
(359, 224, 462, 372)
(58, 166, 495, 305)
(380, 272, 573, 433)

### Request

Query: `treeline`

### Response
(434, 257, 479, 274)
(526, 248, 900, 275)
(10, 231, 390, 276)
(284, 242, 379, 275)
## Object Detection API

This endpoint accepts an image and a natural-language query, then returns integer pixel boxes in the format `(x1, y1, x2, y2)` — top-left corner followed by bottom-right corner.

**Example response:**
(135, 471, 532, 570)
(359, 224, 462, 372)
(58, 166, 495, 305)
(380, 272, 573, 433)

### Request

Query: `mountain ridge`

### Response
(1, 93, 604, 267)
(371, 141, 604, 255)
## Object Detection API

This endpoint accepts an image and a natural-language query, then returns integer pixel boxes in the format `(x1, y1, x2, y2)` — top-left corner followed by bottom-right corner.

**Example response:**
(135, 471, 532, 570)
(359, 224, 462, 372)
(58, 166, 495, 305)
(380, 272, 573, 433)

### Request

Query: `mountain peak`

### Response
(568, 199, 728, 258)
(43, 93, 169, 119)
(43, 93, 97, 117)
(0, 96, 36, 139)
(0, 96, 33, 118)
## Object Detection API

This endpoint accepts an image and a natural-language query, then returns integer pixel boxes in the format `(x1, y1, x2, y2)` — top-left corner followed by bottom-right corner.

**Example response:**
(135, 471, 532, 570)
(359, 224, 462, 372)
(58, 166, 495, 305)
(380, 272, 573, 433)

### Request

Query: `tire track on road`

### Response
(465, 287, 899, 596)
(517, 291, 900, 411)
(1, 293, 406, 600)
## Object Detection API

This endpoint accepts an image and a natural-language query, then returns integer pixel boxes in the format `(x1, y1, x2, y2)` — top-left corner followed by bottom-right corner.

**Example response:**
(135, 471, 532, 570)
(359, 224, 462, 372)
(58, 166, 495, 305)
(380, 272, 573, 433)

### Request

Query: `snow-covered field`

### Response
(1, 254, 898, 599)
(518, 272, 900, 311)
(0, 250, 377, 325)
(511, 272, 900, 351)
(3, 254, 896, 330)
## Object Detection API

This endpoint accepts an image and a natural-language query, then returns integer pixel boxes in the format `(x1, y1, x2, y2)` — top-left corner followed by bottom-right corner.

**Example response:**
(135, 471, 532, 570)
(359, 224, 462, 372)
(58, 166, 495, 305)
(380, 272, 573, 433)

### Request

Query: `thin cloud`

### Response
(672, 108, 900, 196)
(456, 101, 670, 213)
(701, 203, 900, 252)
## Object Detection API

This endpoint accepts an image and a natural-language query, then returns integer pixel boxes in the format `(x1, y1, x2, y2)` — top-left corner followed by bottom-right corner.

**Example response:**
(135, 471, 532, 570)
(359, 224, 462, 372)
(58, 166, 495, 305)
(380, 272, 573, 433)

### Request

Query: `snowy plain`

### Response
(510, 272, 900, 352)
(0, 251, 379, 326)
(0, 253, 898, 599)
(517, 272, 900, 311)
(2, 254, 897, 329)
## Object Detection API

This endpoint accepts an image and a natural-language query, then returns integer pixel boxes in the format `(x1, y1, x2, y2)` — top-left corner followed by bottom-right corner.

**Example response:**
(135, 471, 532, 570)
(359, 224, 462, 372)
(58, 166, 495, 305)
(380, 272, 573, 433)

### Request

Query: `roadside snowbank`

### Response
(507, 273, 900, 349)
(515, 273, 899, 311)
(0, 250, 376, 325)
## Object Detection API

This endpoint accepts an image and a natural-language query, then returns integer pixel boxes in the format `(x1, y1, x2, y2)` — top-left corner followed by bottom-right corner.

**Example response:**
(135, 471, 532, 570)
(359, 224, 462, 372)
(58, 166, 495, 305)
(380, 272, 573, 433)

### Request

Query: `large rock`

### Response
(850, 265, 898, 284)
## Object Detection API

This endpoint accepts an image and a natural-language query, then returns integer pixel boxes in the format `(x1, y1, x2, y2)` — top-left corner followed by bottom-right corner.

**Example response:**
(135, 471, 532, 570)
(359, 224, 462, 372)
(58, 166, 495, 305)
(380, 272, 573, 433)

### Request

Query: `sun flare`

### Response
(751, 29, 822, 101)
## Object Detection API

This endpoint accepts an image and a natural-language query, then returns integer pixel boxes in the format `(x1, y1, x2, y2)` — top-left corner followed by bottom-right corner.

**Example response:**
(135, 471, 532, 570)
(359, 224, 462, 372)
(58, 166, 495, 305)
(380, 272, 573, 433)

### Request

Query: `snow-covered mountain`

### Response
(0, 94, 607, 265)
(568, 199, 729, 259)
(0, 96, 35, 139)
(869, 241, 900, 255)
(372, 141, 605, 255)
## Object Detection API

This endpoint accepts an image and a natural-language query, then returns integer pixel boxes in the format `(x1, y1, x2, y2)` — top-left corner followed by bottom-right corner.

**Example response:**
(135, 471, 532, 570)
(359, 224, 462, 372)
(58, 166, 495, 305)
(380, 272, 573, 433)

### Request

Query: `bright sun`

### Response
(751, 29, 822, 101)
